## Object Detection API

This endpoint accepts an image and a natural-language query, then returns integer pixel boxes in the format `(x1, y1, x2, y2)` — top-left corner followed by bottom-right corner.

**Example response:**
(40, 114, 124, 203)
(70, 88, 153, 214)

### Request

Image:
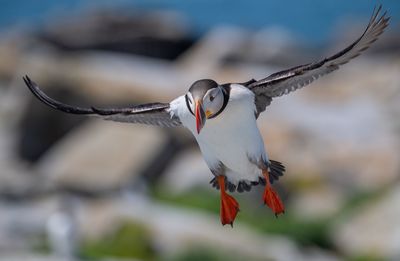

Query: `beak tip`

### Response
(196, 123, 202, 134)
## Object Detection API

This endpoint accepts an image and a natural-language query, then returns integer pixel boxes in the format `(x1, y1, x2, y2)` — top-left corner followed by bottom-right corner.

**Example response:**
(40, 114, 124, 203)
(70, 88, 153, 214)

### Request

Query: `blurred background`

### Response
(0, 1, 399, 260)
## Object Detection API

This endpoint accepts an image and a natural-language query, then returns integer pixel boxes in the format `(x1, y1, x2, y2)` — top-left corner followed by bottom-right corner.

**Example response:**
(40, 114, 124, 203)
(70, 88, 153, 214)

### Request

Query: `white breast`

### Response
(169, 84, 268, 184)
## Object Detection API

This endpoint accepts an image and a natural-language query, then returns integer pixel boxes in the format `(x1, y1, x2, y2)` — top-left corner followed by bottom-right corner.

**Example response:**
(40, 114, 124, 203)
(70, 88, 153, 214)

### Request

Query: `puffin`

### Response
(23, 6, 389, 226)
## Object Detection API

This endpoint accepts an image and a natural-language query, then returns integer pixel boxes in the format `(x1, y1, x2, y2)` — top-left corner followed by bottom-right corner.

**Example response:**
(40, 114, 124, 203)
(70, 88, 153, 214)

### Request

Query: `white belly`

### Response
(196, 111, 267, 184)
(170, 85, 268, 184)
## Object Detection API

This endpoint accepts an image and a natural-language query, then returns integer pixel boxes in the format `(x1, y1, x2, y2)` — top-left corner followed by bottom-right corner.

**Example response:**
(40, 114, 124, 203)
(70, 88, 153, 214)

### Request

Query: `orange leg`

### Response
(217, 176, 239, 226)
(262, 169, 285, 217)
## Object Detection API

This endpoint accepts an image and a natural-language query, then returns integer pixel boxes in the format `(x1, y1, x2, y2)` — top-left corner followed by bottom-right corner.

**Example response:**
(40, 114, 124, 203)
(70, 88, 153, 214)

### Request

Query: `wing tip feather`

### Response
(22, 76, 181, 127)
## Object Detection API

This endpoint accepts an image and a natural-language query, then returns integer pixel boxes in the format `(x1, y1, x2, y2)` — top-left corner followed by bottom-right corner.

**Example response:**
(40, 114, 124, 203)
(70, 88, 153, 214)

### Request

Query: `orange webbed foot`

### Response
(263, 186, 285, 216)
(217, 176, 240, 226)
(220, 192, 240, 226)
(262, 169, 285, 217)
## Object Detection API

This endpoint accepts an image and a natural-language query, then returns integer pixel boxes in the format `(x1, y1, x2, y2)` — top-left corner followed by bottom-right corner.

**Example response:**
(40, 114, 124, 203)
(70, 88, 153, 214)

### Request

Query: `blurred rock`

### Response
(332, 186, 400, 259)
(291, 185, 345, 219)
(0, 160, 47, 199)
(0, 36, 23, 79)
(21, 48, 188, 102)
(160, 148, 211, 193)
(0, 106, 49, 197)
(224, 27, 311, 68)
(0, 198, 58, 252)
(46, 196, 79, 259)
(0, 254, 61, 261)
(18, 84, 88, 162)
(36, 120, 167, 191)
(0, 254, 140, 261)
(259, 58, 400, 191)
(40, 9, 194, 60)
(176, 27, 248, 79)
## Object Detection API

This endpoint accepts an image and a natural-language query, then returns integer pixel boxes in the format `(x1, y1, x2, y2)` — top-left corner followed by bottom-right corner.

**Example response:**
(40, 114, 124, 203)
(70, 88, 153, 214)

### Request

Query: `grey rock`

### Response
(36, 120, 167, 191)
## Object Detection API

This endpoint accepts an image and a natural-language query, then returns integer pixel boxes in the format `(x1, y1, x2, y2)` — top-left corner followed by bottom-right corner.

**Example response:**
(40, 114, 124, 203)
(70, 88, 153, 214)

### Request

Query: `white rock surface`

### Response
(36, 120, 167, 190)
(332, 186, 400, 259)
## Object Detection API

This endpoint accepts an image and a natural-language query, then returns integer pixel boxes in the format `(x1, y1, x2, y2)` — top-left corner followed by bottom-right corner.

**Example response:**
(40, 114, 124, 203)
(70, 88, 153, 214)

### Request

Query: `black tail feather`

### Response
(269, 160, 285, 184)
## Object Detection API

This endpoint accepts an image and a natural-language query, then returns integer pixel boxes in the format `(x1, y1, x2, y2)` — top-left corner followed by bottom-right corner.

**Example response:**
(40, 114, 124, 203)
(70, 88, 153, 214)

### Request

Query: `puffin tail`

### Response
(268, 160, 285, 184)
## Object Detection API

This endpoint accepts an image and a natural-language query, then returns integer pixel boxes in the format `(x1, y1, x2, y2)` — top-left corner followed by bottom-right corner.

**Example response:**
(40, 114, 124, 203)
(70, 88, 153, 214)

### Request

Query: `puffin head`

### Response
(185, 79, 230, 134)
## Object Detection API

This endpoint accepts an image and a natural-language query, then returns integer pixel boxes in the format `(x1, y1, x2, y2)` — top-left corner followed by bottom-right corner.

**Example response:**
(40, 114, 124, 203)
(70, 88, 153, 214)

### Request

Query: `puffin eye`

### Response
(209, 95, 215, 102)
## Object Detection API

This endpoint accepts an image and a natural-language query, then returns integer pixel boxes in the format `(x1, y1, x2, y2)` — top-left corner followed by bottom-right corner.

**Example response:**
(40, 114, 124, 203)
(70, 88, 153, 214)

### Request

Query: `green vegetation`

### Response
(163, 246, 265, 261)
(78, 219, 259, 261)
(152, 186, 220, 214)
(31, 233, 51, 254)
(346, 254, 386, 261)
(339, 186, 389, 217)
(240, 210, 331, 248)
(80, 221, 155, 260)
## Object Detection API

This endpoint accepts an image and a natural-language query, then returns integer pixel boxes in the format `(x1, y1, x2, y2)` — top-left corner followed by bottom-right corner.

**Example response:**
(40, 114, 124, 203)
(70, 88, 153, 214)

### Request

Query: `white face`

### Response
(202, 87, 224, 118)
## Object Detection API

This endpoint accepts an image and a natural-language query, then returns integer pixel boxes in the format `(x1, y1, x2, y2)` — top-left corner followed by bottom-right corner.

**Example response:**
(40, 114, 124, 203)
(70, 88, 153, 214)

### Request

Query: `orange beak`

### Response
(195, 100, 206, 134)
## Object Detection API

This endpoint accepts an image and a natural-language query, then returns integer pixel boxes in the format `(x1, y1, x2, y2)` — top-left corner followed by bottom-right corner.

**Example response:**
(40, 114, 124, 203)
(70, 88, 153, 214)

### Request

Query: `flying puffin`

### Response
(23, 6, 389, 226)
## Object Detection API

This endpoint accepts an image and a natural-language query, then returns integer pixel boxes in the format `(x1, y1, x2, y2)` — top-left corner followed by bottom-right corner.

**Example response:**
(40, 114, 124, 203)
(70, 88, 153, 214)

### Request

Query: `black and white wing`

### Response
(23, 76, 182, 127)
(246, 5, 390, 116)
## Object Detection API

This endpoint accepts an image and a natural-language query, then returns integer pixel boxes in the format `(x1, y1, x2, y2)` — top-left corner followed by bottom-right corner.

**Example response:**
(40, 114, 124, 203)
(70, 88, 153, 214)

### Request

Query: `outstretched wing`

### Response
(23, 76, 182, 127)
(247, 5, 390, 116)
